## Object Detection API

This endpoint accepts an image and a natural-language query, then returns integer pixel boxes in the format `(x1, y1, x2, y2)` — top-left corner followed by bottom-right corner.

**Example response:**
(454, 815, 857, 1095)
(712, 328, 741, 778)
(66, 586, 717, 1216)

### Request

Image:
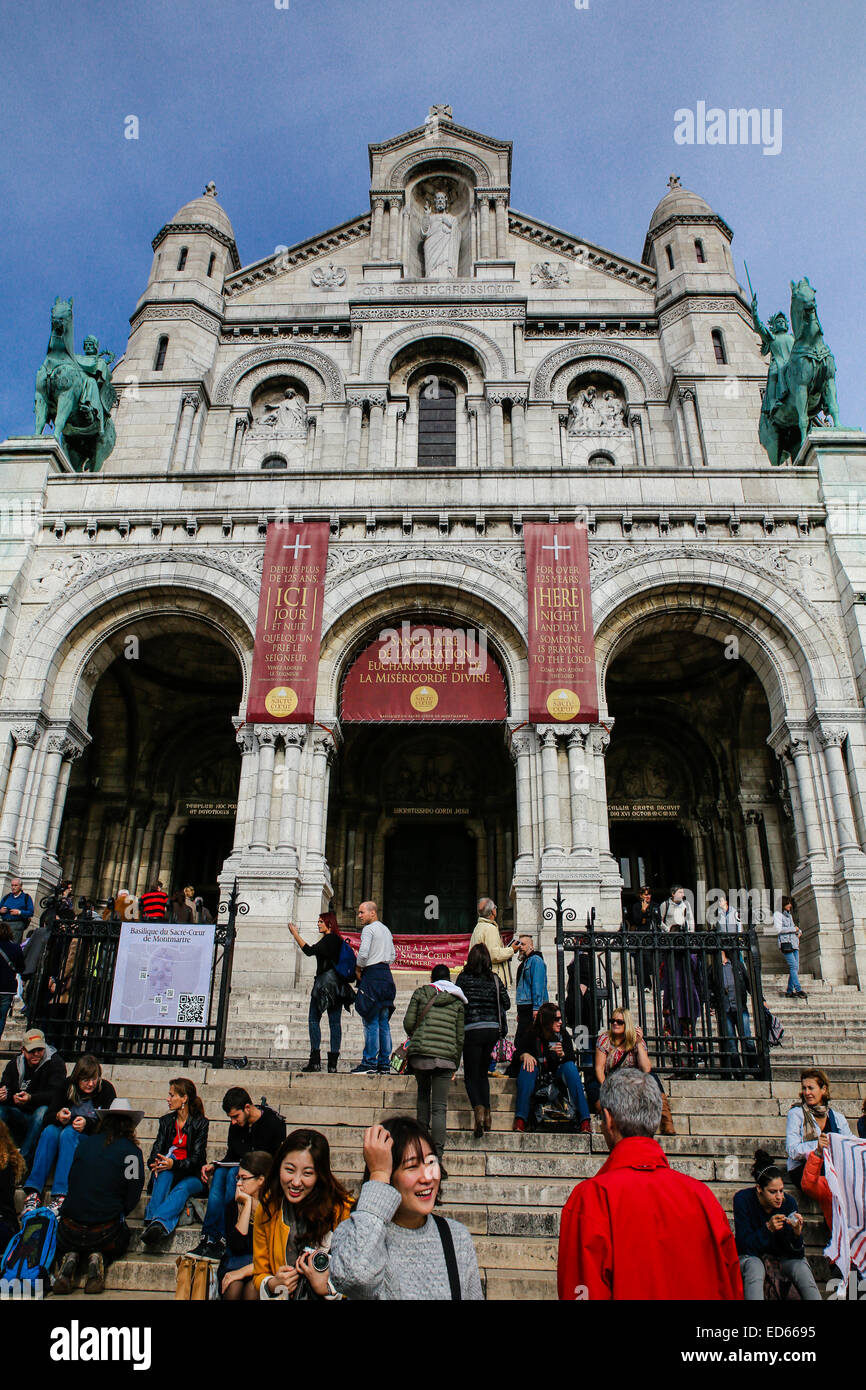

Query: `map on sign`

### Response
(108, 922, 216, 1028)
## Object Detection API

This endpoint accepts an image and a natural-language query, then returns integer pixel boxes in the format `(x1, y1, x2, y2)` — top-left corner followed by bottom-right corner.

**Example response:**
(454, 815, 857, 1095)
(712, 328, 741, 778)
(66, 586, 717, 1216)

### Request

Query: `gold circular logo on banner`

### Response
(264, 686, 298, 717)
(410, 685, 439, 713)
(546, 688, 581, 720)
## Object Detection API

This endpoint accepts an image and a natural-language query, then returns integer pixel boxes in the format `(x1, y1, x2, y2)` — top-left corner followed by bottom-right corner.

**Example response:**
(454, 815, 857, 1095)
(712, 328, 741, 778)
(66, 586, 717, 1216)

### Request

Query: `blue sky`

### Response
(2, 0, 864, 434)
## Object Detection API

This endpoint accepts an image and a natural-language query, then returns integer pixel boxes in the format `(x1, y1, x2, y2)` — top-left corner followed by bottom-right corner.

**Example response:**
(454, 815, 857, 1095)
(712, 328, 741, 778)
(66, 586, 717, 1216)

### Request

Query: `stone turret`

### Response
(643, 175, 738, 297)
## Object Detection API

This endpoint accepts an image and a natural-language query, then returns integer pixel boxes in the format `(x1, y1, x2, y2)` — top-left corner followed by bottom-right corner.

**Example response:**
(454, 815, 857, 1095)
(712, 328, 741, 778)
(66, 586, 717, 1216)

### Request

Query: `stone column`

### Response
(387, 195, 403, 260)
(538, 729, 563, 854)
(29, 735, 82, 857)
(307, 730, 337, 864)
(513, 323, 525, 375)
(589, 725, 614, 856)
(819, 726, 859, 851)
(494, 195, 508, 256)
(366, 395, 386, 468)
(345, 396, 364, 470)
(743, 810, 766, 892)
(276, 729, 305, 859)
(230, 415, 248, 469)
(394, 404, 407, 468)
(0, 725, 40, 855)
(232, 724, 258, 853)
(778, 751, 807, 866)
(478, 195, 492, 258)
(313, 407, 326, 468)
(566, 726, 591, 854)
(250, 726, 278, 852)
(304, 414, 317, 467)
(351, 326, 363, 375)
(171, 392, 201, 471)
(509, 730, 535, 865)
(487, 394, 506, 467)
(371, 197, 385, 260)
(678, 388, 704, 468)
(788, 738, 826, 860)
(510, 393, 528, 467)
(466, 402, 478, 469)
(630, 410, 647, 467)
(558, 410, 570, 468)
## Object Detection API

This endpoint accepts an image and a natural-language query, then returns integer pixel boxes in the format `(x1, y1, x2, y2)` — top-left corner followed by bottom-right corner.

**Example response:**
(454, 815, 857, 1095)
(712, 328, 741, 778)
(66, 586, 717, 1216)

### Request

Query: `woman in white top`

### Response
(785, 1067, 851, 1188)
(773, 897, 805, 998)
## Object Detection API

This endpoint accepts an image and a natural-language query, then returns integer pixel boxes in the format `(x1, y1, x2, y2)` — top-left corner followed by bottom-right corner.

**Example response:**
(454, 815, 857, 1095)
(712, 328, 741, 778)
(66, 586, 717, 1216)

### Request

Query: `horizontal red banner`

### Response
(342, 930, 513, 971)
(341, 621, 507, 722)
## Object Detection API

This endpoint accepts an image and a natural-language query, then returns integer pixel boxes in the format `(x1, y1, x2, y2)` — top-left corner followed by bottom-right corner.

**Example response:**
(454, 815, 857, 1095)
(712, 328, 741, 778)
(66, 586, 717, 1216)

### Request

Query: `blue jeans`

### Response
(362, 1008, 392, 1069)
(722, 1008, 758, 1065)
(201, 1163, 238, 1241)
(515, 1061, 590, 1123)
(145, 1171, 205, 1233)
(784, 949, 802, 994)
(0, 994, 12, 1041)
(25, 1122, 81, 1196)
(308, 998, 342, 1052)
(0, 1103, 48, 1162)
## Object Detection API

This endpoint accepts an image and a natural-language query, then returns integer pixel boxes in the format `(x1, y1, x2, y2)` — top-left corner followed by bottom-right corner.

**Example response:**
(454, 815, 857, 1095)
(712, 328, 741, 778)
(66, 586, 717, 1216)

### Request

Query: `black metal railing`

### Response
(547, 884, 770, 1081)
(29, 878, 246, 1067)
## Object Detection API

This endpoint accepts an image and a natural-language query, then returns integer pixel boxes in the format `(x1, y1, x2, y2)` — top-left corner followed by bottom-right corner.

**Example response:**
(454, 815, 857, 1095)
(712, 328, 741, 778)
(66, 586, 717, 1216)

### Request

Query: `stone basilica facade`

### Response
(2, 106, 866, 1000)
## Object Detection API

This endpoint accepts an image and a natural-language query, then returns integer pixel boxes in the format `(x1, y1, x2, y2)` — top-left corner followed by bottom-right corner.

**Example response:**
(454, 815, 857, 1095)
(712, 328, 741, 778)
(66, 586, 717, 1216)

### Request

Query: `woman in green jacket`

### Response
(403, 965, 466, 1164)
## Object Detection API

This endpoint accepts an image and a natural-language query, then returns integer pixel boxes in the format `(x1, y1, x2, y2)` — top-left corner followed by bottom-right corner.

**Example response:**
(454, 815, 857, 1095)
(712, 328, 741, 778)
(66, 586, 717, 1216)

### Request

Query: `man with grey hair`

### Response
(468, 897, 515, 988)
(557, 1069, 742, 1301)
(351, 901, 396, 1076)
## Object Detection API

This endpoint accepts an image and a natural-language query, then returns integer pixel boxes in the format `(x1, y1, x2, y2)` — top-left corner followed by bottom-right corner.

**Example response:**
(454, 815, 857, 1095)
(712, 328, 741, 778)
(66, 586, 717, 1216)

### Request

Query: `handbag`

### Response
(390, 989, 439, 1074)
(780, 942, 795, 955)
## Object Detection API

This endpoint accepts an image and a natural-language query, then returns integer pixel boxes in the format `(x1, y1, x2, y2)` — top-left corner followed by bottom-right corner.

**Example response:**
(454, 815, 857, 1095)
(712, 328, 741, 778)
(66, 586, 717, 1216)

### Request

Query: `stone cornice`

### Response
(225, 214, 371, 299)
(642, 212, 733, 263)
(130, 302, 222, 336)
(152, 222, 241, 271)
(509, 209, 656, 292)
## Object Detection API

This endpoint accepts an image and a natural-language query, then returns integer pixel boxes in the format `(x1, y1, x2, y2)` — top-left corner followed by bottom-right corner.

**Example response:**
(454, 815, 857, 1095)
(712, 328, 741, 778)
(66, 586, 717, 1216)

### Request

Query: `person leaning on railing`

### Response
(594, 1008, 675, 1135)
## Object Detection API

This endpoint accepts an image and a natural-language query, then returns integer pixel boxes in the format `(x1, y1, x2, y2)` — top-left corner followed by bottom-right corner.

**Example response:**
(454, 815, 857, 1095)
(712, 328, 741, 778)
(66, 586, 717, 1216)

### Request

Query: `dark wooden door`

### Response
(384, 824, 476, 934)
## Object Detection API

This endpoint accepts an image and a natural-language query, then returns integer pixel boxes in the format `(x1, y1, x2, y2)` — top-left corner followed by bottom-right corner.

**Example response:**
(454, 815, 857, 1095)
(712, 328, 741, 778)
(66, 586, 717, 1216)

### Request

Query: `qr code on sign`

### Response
(177, 994, 206, 1024)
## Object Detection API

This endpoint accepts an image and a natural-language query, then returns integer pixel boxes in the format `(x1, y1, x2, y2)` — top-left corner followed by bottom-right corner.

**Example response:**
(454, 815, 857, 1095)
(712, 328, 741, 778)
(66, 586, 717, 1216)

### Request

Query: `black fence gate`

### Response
(28, 880, 247, 1067)
(548, 885, 771, 1081)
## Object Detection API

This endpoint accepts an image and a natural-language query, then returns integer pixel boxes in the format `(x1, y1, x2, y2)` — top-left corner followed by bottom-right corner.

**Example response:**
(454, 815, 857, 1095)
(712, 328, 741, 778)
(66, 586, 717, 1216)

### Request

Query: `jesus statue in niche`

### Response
(421, 190, 461, 279)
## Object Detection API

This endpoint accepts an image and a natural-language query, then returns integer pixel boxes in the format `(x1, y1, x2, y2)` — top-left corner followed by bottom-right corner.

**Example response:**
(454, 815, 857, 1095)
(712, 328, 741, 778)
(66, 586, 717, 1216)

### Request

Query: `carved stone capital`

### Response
(12, 725, 40, 748)
(47, 734, 82, 761)
(509, 391, 528, 409)
(787, 738, 811, 761)
(365, 392, 388, 411)
(312, 729, 338, 765)
(182, 392, 203, 413)
(744, 809, 763, 827)
(566, 728, 588, 751)
(236, 725, 257, 754)
(818, 726, 847, 750)
(589, 727, 611, 755)
(538, 728, 560, 750)
(508, 731, 535, 762)
(282, 728, 306, 752)
(255, 726, 280, 748)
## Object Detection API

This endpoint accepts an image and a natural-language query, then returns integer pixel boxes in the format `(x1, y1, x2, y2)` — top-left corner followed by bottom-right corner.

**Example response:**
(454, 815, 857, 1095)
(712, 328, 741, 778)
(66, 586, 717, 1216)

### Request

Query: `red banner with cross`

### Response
(524, 522, 598, 724)
(247, 521, 329, 723)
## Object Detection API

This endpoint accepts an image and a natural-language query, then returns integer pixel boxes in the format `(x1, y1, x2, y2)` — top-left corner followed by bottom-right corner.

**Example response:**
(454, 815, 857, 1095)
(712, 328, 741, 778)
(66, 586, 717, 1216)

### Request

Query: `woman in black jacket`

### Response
(455, 943, 509, 1138)
(141, 1077, 209, 1246)
(513, 1002, 592, 1133)
(289, 911, 348, 1074)
(21, 1053, 116, 1215)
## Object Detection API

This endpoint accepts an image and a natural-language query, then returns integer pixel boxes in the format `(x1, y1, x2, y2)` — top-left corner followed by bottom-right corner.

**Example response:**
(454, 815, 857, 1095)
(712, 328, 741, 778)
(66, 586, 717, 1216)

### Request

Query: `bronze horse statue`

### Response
(34, 297, 116, 472)
(768, 277, 838, 463)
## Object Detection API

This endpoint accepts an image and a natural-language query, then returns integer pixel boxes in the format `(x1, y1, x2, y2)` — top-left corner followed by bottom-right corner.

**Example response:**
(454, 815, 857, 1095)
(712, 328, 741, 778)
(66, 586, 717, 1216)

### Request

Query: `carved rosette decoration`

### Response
(531, 261, 570, 287)
(310, 263, 347, 290)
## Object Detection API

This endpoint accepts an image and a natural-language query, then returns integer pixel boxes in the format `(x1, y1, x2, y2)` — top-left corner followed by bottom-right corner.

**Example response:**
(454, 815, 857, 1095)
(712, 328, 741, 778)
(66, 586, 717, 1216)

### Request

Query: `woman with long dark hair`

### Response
(53, 1099, 146, 1296)
(219, 1149, 272, 1301)
(329, 1115, 483, 1300)
(733, 1148, 820, 1300)
(455, 943, 509, 1138)
(0, 1120, 24, 1249)
(141, 1077, 208, 1246)
(289, 911, 349, 1073)
(22, 1053, 116, 1215)
(513, 1001, 592, 1133)
(253, 1128, 353, 1299)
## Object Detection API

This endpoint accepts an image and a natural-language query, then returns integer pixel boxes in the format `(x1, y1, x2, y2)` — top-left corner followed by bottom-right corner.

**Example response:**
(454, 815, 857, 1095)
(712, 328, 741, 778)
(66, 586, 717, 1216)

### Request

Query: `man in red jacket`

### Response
(558, 1069, 742, 1301)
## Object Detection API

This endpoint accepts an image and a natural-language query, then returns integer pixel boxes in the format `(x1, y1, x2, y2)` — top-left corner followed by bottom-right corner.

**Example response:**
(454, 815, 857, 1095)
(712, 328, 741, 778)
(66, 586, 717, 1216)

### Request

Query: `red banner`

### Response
(342, 930, 512, 971)
(525, 523, 598, 724)
(341, 621, 506, 722)
(246, 522, 329, 723)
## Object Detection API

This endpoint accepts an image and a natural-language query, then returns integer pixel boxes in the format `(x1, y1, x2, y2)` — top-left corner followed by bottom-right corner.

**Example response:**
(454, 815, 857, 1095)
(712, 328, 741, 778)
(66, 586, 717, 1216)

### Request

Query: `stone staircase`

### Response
(2, 967, 864, 1300)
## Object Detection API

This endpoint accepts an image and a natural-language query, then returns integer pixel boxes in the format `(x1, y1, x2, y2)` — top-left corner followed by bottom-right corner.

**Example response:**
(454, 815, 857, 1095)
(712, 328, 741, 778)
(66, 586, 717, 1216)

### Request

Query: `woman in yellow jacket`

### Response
(253, 1128, 353, 1300)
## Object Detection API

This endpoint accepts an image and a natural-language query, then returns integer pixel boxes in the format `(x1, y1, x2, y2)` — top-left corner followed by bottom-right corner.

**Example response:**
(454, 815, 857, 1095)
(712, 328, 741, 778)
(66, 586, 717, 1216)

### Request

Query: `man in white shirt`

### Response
(352, 902, 397, 1075)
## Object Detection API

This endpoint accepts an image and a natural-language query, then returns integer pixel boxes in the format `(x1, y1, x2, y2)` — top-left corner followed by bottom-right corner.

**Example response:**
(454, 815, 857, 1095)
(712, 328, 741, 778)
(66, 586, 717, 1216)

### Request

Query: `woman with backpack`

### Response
(402, 966, 466, 1161)
(329, 1115, 483, 1300)
(455, 943, 509, 1138)
(289, 912, 353, 1074)
(21, 1053, 116, 1215)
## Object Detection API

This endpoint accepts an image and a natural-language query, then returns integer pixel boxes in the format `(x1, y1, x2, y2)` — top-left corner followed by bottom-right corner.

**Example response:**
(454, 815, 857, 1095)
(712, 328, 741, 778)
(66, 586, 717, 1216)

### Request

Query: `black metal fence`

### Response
(547, 886, 771, 1081)
(28, 879, 246, 1067)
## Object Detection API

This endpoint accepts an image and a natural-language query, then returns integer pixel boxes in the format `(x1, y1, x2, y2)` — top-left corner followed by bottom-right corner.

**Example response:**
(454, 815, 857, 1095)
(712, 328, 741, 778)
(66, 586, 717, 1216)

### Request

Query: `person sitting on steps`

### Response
(22, 1053, 116, 1216)
(785, 1067, 851, 1189)
(217, 1150, 272, 1301)
(733, 1148, 821, 1301)
(141, 1077, 209, 1247)
(513, 1002, 592, 1134)
(192, 1087, 286, 1261)
(594, 1008, 675, 1135)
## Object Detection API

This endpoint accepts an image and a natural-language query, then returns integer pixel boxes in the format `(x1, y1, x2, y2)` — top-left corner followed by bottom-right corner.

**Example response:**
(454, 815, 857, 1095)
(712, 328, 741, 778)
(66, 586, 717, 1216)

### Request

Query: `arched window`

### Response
(588, 451, 616, 467)
(153, 335, 168, 371)
(694, 239, 706, 263)
(261, 453, 288, 470)
(665, 245, 675, 270)
(207, 252, 216, 277)
(177, 247, 188, 271)
(711, 328, 727, 364)
(417, 378, 457, 467)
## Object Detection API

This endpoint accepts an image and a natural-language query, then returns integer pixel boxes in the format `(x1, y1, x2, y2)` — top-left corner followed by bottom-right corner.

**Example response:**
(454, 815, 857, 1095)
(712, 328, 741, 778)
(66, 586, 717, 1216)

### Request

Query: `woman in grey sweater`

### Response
(329, 1116, 483, 1300)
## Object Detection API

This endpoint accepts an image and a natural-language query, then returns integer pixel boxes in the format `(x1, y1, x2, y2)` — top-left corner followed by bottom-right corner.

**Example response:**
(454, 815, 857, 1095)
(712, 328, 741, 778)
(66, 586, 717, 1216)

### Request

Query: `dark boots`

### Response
(327, 1052, 339, 1073)
(301, 1050, 321, 1073)
(659, 1092, 676, 1135)
(473, 1104, 485, 1139)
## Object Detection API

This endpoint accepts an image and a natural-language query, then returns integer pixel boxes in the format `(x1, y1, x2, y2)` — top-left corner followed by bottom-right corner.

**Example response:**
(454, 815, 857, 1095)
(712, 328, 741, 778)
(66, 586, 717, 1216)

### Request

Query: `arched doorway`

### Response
(57, 626, 243, 916)
(605, 624, 792, 922)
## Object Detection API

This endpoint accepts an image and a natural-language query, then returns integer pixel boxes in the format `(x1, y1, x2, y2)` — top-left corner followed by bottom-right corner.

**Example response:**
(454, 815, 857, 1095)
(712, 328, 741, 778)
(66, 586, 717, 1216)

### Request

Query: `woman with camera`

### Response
(733, 1148, 820, 1300)
(329, 1115, 483, 1300)
(141, 1077, 209, 1246)
(253, 1128, 353, 1299)
(22, 1053, 116, 1215)
(218, 1149, 272, 1301)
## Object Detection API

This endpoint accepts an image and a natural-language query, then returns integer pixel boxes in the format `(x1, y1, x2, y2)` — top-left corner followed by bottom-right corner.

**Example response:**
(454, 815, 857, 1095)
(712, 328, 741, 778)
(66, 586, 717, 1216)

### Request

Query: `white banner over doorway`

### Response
(108, 921, 215, 1028)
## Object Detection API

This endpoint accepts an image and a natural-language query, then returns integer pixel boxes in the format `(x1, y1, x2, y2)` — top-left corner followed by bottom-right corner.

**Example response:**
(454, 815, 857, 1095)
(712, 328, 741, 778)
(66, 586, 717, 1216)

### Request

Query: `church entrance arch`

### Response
(57, 624, 243, 918)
